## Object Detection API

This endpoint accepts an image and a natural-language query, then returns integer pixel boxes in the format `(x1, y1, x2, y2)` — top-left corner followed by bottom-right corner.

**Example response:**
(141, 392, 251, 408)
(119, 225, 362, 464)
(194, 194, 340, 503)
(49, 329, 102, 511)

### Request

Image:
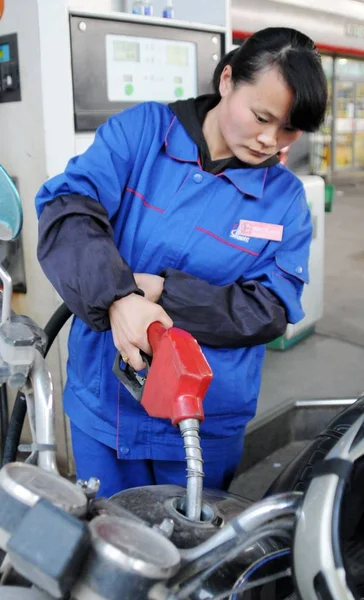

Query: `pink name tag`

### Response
(238, 219, 283, 242)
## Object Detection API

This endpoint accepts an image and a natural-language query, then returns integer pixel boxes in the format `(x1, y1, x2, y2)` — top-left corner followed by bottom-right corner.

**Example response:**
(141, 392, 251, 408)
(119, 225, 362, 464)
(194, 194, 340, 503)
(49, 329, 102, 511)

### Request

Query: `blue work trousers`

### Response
(71, 422, 242, 498)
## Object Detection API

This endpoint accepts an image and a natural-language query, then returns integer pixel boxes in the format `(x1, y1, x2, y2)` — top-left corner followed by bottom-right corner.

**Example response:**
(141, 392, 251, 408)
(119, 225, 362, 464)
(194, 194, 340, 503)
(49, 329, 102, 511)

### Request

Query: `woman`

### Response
(35, 27, 327, 497)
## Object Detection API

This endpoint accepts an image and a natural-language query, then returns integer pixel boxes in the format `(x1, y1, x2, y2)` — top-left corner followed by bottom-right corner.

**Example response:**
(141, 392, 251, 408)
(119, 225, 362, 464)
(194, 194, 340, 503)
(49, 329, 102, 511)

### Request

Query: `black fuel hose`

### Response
(1, 302, 72, 466)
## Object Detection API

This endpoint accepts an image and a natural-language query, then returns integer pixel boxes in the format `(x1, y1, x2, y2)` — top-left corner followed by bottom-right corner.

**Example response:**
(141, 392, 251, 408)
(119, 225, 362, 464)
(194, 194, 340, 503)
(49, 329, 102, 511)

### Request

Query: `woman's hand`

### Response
(108, 293, 173, 371)
(134, 273, 164, 303)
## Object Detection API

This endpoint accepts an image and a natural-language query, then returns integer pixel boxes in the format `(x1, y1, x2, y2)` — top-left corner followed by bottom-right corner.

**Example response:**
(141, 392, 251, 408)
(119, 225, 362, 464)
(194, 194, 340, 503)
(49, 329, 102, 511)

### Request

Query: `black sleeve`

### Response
(37, 194, 143, 331)
(159, 268, 287, 348)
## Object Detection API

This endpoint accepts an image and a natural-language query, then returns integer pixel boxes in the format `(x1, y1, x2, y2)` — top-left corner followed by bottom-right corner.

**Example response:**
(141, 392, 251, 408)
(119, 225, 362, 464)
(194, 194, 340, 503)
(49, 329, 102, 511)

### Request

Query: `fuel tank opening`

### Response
(170, 496, 220, 524)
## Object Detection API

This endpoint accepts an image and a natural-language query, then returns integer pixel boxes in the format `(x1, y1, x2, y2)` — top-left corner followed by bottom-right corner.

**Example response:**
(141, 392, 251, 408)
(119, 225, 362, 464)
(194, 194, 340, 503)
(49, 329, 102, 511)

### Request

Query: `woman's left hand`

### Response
(134, 273, 164, 303)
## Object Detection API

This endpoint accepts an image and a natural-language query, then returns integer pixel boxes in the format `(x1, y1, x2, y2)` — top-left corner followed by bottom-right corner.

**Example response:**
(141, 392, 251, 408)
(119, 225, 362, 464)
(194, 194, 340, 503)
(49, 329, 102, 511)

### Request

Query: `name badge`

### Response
(238, 219, 283, 242)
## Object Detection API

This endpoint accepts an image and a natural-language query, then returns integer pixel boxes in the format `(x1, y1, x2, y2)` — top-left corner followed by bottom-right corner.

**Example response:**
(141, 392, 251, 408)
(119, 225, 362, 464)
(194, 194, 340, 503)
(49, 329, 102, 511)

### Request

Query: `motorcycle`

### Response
(0, 163, 363, 600)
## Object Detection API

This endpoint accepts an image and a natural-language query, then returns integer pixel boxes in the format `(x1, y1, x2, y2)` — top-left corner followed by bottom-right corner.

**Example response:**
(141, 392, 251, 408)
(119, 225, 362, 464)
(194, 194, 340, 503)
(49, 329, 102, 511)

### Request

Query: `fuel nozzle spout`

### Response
(179, 417, 204, 521)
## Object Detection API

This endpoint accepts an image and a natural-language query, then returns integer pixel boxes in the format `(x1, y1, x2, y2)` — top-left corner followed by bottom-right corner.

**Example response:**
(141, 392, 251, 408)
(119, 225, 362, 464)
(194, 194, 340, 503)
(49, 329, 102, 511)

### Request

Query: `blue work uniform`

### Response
(35, 100, 312, 494)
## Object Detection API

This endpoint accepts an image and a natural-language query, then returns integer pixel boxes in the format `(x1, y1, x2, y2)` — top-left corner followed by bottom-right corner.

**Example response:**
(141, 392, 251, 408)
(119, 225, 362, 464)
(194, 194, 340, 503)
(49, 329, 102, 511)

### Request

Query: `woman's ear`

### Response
(219, 65, 233, 98)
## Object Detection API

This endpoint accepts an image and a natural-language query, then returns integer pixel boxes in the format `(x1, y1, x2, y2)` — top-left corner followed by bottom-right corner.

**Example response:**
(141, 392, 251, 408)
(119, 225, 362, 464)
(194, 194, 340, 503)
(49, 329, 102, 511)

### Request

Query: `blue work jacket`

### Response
(35, 101, 312, 462)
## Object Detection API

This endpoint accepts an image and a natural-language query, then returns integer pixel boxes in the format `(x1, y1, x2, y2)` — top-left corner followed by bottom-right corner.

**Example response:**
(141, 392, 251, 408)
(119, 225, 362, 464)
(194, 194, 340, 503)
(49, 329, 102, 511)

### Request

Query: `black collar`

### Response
(169, 94, 280, 174)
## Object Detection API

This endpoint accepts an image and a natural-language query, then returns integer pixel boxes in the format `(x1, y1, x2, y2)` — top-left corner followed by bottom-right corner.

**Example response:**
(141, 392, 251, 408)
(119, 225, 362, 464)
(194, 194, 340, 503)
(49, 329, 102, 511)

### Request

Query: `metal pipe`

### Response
(180, 491, 302, 562)
(27, 349, 59, 474)
(295, 398, 358, 408)
(0, 266, 12, 324)
(179, 418, 204, 521)
(169, 517, 294, 593)
(2, 302, 72, 467)
(22, 384, 38, 464)
(0, 588, 54, 599)
(171, 524, 294, 600)
(0, 384, 8, 459)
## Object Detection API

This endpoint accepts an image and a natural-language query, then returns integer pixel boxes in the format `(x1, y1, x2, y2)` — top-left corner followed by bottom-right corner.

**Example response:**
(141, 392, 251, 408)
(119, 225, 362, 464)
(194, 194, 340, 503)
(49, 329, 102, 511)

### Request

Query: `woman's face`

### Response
(218, 66, 302, 164)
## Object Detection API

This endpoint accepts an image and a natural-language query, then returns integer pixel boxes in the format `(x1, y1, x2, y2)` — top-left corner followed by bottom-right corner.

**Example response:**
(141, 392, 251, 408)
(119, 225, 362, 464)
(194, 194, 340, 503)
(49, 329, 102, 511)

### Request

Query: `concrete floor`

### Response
(256, 181, 364, 420)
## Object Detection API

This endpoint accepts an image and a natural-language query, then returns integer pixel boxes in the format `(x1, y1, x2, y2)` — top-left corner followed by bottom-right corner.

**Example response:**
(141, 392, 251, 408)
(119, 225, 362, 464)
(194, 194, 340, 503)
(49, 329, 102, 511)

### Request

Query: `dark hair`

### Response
(213, 28, 328, 133)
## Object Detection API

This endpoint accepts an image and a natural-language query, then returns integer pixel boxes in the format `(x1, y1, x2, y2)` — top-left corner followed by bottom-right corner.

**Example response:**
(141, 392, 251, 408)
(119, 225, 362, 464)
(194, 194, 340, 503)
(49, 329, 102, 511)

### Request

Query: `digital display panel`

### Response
(106, 34, 197, 102)
(166, 45, 189, 67)
(113, 40, 140, 62)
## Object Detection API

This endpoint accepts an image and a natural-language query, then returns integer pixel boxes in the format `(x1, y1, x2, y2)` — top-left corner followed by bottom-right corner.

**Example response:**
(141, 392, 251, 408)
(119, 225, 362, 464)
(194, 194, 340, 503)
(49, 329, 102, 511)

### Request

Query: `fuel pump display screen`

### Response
(106, 34, 197, 102)
(0, 44, 10, 63)
(166, 45, 189, 67)
(113, 40, 140, 62)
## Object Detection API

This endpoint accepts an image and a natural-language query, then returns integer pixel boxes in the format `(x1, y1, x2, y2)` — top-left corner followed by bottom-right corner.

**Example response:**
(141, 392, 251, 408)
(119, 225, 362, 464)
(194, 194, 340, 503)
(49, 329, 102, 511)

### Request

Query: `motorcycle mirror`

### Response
(0, 164, 23, 242)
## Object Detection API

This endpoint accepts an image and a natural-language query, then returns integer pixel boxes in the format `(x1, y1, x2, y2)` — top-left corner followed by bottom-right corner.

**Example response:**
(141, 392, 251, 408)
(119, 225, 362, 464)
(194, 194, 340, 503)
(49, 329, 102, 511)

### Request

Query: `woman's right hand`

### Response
(108, 293, 173, 371)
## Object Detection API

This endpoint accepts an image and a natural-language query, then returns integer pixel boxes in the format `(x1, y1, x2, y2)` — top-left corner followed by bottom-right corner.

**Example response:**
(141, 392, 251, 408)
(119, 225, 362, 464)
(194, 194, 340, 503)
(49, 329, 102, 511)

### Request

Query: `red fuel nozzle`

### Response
(141, 322, 212, 425)
(112, 323, 213, 520)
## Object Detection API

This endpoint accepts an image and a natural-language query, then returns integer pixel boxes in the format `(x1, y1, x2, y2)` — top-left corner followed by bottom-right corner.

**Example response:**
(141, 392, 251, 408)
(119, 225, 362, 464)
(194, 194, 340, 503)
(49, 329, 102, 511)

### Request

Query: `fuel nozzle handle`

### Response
(147, 321, 166, 350)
